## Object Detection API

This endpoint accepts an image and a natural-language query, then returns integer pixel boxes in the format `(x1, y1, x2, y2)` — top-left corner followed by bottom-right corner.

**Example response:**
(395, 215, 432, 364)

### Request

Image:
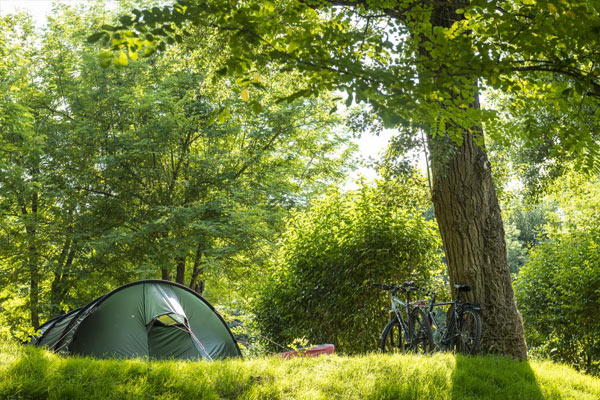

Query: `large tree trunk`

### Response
(427, 99, 527, 358)
(415, 0, 528, 360)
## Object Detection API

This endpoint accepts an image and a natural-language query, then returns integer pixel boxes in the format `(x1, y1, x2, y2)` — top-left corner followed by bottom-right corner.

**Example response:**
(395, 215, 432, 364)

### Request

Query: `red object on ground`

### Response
(278, 344, 335, 359)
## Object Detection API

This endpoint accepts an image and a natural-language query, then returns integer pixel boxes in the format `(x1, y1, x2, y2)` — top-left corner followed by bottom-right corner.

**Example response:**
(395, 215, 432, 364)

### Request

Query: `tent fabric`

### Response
(31, 280, 241, 360)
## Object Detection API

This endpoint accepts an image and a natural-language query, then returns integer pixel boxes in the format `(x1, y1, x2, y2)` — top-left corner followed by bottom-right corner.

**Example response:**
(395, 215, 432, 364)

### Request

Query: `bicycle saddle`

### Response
(454, 284, 471, 292)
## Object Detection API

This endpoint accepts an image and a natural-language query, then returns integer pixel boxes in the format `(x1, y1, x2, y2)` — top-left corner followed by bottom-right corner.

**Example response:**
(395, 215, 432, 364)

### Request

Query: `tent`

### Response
(30, 280, 241, 360)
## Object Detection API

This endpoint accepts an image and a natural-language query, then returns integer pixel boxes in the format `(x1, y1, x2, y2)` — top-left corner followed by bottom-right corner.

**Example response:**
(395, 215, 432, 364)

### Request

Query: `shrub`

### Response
(515, 227, 600, 374)
(253, 179, 444, 354)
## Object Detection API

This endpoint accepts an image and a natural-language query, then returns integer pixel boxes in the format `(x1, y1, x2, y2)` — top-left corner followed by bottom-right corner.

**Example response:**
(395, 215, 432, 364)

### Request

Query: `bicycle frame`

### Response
(375, 281, 430, 352)
(387, 289, 415, 348)
(426, 290, 481, 349)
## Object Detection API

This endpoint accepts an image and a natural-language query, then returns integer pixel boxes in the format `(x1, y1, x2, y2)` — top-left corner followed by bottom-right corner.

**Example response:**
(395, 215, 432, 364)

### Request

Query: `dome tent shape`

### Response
(31, 280, 241, 360)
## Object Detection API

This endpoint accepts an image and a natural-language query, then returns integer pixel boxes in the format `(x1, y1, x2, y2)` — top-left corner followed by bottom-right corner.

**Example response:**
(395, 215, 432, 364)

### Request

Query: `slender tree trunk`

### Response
(50, 239, 76, 315)
(427, 96, 527, 358)
(175, 257, 186, 284)
(29, 271, 40, 329)
(24, 191, 40, 329)
(161, 268, 171, 281)
(189, 243, 205, 294)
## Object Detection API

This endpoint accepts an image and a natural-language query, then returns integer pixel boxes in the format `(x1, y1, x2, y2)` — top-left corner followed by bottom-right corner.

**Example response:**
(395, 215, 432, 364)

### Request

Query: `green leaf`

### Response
(345, 92, 353, 107)
(287, 41, 300, 53)
(251, 102, 262, 113)
(241, 88, 250, 102)
(275, 89, 310, 104)
(87, 32, 106, 43)
(114, 51, 128, 67)
(235, 77, 252, 86)
(381, 110, 401, 128)
(119, 15, 134, 27)
(132, 9, 142, 20)
(119, 51, 129, 66)
(99, 50, 113, 59)
(217, 106, 231, 123)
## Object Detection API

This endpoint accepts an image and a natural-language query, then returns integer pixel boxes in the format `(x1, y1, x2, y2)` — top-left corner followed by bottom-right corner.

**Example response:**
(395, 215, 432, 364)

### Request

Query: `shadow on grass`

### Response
(451, 354, 544, 400)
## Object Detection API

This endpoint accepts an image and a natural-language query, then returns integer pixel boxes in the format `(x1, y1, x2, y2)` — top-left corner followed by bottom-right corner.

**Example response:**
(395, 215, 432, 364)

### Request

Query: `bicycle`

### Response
(424, 284, 482, 355)
(374, 281, 433, 354)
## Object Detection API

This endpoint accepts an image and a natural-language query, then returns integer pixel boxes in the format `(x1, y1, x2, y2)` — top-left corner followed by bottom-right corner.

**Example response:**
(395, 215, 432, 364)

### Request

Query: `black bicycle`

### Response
(374, 281, 433, 354)
(424, 284, 482, 355)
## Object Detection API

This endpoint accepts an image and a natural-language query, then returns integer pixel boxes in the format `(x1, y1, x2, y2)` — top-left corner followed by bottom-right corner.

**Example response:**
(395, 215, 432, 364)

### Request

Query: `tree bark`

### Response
(427, 102, 527, 358)
(161, 268, 171, 281)
(175, 257, 186, 284)
(50, 239, 76, 315)
(29, 270, 40, 329)
(189, 243, 205, 294)
(22, 191, 40, 329)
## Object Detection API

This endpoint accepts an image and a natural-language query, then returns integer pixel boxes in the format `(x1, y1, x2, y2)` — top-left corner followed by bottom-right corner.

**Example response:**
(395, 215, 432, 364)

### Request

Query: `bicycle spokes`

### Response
(382, 319, 405, 353)
(456, 309, 482, 354)
(409, 309, 432, 353)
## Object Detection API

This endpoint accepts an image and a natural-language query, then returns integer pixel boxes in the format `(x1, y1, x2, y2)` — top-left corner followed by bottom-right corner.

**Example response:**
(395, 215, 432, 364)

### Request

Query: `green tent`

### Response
(31, 280, 241, 360)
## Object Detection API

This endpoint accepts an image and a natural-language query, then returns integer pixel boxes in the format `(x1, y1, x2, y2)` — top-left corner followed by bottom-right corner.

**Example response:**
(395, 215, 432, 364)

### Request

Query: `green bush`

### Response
(516, 227, 600, 374)
(253, 179, 444, 354)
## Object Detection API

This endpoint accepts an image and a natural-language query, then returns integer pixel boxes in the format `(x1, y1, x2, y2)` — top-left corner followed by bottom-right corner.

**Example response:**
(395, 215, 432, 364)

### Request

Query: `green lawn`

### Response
(1, 342, 599, 400)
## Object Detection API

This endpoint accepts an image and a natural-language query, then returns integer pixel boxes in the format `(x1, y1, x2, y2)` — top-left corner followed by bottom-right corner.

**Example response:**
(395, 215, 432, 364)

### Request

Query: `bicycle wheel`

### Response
(380, 318, 406, 353)
(408, 308, 434, 353)
(456, 307, 482, 355)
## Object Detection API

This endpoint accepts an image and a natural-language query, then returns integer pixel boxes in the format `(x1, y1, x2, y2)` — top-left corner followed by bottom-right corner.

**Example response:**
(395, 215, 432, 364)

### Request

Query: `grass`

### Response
(1, 341, 599, 399)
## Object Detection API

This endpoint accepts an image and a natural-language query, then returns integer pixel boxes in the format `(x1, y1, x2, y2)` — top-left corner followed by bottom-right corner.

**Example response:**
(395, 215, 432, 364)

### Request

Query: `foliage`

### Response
(543, 172, 600, 235)
(0, 2, 356, 338)
(501, 197, 556, 274)
(486, 84, 600, 200)
(2, 341, 600, 399)
(515, 171, 600, 373)
(96, 0, 600, 148)
(96, 0, 600, 359)
(253, 178, 443, 354)
(516, 224, 600, 375)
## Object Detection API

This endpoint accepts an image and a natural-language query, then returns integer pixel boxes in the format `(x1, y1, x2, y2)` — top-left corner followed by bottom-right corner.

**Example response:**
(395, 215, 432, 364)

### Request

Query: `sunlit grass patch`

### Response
(1, 341, 599, 399)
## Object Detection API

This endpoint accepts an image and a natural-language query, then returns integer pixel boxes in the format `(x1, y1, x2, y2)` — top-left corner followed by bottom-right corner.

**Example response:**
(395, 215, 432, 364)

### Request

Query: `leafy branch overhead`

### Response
(91, 1, 600, 146)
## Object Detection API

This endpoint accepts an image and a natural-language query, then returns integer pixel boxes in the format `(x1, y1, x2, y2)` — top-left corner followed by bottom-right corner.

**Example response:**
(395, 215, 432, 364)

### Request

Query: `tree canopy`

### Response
(0, 3, 356, 339)
(94, 1, 600, 146)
